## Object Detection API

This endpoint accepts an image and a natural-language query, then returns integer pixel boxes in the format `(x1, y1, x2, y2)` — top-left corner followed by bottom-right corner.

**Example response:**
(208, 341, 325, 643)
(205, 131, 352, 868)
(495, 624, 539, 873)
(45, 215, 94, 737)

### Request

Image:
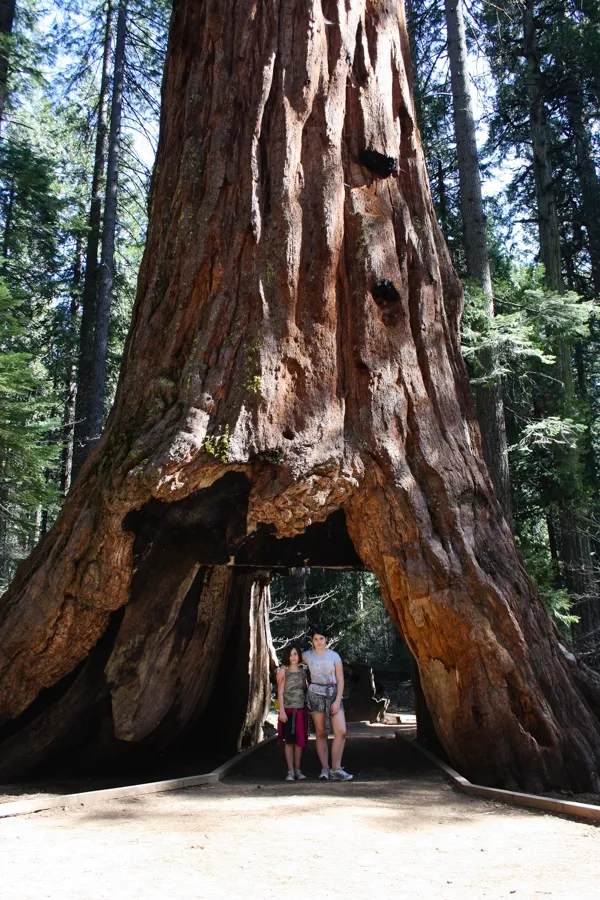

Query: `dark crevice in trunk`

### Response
(125, 473, 362, 571)
(0, 609, 123, 780)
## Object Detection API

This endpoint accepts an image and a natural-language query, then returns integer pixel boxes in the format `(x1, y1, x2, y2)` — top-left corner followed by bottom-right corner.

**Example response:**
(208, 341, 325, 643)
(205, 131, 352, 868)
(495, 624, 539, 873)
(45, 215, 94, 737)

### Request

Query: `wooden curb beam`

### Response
(0, 735, 277, 820)
(399, 732, 600, 824)
(5, 729, 597, 825)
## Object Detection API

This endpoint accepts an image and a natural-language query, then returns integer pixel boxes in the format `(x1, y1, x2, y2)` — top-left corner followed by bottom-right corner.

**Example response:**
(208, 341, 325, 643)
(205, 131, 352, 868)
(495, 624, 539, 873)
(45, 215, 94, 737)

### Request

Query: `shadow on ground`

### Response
(226, 724, 437, 791)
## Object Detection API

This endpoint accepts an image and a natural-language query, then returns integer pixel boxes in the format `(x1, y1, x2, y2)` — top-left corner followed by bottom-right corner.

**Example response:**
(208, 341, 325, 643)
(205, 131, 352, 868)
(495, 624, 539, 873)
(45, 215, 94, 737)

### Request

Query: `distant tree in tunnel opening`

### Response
(270, 569, 408, 668)
(270, 568, 415, 714)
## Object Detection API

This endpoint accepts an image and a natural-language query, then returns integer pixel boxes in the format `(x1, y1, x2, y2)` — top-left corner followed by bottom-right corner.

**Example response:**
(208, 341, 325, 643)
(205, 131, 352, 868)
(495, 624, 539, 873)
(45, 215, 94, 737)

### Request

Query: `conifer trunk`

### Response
(2, 0, 600, 791)
(60, 236, 84, 494)
(72, 0, 115, 480)
(523, 2, 562, 290)
(88, 0, 127, 445)
(445, 0, 510, 518)
(566, 79, 600, 296)
(0, 0, 16, 134)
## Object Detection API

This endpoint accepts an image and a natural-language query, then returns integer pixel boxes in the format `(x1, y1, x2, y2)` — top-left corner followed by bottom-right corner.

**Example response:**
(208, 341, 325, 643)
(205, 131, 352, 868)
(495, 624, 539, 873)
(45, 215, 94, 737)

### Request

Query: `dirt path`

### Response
(1, 729, 598, 900)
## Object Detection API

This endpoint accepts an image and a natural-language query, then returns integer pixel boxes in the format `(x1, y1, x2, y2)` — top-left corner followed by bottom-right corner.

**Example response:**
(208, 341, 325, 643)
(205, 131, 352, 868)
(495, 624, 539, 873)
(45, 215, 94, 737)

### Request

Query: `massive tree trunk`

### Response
(444, 0, 511, 519)
(2, 0, 600, 792)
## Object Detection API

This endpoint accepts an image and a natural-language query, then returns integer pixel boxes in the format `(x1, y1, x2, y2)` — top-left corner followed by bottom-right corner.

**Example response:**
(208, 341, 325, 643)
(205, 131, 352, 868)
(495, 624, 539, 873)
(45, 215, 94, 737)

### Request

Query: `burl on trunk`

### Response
(2, 0, 600, 791)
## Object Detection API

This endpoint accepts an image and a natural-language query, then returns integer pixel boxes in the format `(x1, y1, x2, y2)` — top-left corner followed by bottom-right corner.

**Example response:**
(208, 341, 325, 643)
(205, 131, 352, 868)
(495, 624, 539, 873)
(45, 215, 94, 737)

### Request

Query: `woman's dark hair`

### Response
(308, 623, 329, 640)
(282, 643, 304, 666)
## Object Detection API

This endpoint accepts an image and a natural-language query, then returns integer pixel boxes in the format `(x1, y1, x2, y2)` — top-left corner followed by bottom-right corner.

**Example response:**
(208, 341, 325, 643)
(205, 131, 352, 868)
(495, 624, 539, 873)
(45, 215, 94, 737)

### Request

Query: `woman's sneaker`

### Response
(329, 767, 353, 781)
(319, 767, 330, 780)
(285, 770, 295, 781)
(295, 770, 307, 781)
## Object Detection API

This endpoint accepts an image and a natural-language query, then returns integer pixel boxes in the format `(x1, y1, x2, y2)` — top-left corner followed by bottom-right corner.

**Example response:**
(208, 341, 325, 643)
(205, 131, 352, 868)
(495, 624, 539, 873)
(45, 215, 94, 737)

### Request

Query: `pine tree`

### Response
(65, 0, 169, 477)
(444, 0, 511, 517)
(0, 0, 16, 133)
(0, 280, 60, 588)
(88, 0, 127, 446)
(71, 0, 115, 480)
(479, 0, 600, 662)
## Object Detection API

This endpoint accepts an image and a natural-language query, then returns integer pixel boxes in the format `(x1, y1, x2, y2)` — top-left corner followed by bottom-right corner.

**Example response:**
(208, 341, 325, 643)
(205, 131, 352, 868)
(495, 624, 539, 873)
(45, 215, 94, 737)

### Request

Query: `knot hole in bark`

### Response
(372, 279, 401, 328)
(372, 278, 400, 307)
(360, 149, 398, 178)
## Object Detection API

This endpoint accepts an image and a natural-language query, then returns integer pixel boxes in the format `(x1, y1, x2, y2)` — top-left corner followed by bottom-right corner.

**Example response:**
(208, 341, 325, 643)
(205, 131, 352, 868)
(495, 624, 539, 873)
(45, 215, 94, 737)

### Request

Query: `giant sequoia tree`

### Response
(1, 0, 600, 792)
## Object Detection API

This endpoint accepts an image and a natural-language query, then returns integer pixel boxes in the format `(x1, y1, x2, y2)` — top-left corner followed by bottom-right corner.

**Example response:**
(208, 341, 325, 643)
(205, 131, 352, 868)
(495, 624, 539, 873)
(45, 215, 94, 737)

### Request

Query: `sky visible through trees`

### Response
(1, 0, 600, 669)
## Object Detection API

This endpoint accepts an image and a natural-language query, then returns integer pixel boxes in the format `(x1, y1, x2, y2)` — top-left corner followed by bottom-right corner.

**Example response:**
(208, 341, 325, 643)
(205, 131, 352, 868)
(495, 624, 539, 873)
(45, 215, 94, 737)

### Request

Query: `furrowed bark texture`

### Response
(2, 0, 600, 790)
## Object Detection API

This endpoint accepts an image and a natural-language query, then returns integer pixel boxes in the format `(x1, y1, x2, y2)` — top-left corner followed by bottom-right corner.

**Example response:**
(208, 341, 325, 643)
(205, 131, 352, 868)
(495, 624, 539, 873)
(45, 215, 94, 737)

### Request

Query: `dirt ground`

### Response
(1, 727, 599, 900)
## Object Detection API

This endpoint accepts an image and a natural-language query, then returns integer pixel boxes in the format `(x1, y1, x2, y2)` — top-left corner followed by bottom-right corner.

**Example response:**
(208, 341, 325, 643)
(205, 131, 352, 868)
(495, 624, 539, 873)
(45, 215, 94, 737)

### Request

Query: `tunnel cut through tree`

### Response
(1, 0, 600, 792)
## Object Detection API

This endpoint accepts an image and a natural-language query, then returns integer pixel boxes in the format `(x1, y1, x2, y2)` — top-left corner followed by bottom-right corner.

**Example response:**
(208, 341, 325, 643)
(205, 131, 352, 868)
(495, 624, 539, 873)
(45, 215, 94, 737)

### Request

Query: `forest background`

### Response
(1, 0, 599, 678)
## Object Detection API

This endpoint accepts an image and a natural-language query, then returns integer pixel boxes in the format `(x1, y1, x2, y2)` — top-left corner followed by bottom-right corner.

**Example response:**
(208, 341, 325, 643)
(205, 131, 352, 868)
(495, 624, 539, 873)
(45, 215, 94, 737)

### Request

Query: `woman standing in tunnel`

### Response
(303, 626, 353, 781)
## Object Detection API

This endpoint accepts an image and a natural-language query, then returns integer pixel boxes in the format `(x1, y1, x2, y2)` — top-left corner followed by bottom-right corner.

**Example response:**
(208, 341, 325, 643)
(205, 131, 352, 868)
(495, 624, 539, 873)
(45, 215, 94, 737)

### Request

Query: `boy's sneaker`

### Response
(329, 767, 353, 781)
(319, 767, 330, 780)
(295, 770, 307, 781)
(285, 770, 295, 781)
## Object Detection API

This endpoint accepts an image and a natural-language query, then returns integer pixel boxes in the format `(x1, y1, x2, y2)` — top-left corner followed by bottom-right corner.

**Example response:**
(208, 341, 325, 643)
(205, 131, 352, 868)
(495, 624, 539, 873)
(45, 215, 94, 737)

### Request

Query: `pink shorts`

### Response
(277, 707, 309, 747)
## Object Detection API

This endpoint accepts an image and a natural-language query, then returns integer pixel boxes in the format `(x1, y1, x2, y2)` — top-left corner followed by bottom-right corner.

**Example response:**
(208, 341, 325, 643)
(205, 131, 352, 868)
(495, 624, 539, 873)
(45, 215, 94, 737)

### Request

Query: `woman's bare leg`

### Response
(331, 709, 347, 771)
(311, 713, 329, 769)
(293, 745, 303, 769)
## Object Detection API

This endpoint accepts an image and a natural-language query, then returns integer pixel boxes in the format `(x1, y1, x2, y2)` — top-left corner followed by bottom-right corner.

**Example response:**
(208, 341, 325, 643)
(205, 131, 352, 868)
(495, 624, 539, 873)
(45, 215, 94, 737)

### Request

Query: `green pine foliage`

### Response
(0, 0, 170, 587)
(462, 263, 597, 634)
(0, 280, 60, 587)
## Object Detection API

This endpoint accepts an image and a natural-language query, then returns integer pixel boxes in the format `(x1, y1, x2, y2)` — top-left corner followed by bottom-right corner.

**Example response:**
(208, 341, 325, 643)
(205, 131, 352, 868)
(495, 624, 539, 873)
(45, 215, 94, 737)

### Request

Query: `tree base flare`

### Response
(2, 0, 600, 792)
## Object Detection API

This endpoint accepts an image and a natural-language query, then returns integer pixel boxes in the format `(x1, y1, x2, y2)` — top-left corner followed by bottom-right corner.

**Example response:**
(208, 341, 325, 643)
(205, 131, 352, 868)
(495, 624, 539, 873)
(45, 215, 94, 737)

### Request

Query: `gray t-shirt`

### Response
(304, 648, 341, 694)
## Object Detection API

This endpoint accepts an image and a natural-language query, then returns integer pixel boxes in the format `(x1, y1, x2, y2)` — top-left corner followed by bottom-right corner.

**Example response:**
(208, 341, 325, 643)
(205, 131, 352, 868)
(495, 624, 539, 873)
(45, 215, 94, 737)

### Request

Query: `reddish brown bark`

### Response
(1, 0, 600, 791)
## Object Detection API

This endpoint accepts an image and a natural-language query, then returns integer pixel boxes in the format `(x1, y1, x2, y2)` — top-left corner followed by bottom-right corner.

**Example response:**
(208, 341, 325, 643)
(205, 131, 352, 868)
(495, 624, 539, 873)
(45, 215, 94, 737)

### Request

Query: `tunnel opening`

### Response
(0, 472, 430, 790)
(268, 568, 415, 726)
